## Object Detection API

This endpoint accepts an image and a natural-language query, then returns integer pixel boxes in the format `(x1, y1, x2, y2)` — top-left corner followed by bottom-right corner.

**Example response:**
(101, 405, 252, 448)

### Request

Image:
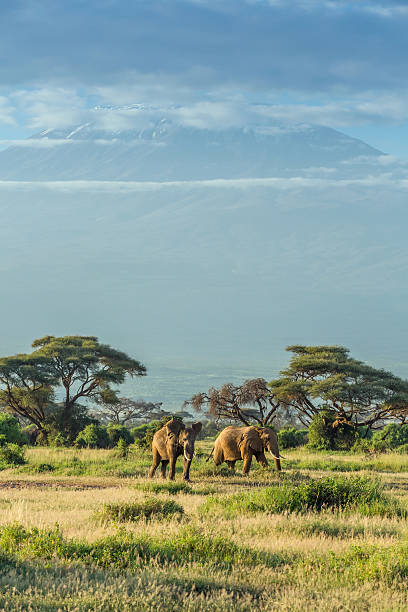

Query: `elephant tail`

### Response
(206, 447, 215, 462)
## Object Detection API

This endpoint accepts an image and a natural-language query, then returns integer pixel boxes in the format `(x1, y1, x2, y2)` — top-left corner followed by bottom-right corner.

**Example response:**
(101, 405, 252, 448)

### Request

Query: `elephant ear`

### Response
(192, 422, 202, 435)
(166, 418, 185, 436)
(241, 427, 263, 453)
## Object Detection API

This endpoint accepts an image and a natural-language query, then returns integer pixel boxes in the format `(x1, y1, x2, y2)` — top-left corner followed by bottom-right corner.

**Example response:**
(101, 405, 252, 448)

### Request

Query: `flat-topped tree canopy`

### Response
(0, 336, 146, 439)
(270, 345, 408, 429)
(31, 336, 146, 426)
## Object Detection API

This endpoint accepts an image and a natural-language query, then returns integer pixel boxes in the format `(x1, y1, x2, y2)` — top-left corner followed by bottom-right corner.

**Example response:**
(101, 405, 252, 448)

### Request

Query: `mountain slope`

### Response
(0, 116, 382, 180)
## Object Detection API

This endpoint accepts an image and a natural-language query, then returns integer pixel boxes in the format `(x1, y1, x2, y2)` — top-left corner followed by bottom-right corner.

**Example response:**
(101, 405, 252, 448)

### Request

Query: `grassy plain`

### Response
(0, 442, 408, 610)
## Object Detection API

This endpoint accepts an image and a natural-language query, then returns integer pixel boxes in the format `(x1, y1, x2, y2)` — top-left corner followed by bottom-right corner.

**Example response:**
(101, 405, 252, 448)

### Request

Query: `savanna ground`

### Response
(1, 441, 408, 610)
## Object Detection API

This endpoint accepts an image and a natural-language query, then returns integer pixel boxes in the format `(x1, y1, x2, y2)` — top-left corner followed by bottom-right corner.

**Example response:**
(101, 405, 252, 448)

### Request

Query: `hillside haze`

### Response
(0, 109, 407, 407)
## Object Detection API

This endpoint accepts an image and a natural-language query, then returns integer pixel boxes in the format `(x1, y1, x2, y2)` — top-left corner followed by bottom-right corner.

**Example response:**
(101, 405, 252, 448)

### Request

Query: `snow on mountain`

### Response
(0, 113, 382, 181)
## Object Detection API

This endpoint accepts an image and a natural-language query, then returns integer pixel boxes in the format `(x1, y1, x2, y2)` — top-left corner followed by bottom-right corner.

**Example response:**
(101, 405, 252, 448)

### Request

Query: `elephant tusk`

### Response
(269, 450, 282, 460)
(279, 454, 286, 460)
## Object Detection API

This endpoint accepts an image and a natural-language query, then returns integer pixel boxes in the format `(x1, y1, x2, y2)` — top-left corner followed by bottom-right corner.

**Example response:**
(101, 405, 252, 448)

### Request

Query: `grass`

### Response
(1, 444, 408, 610)
(98, 498, 184, 522)
(200, 475, 405, 518)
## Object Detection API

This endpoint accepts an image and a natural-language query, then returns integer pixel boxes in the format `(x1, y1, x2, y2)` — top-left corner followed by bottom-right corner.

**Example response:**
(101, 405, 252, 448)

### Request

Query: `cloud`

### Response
(0, 0, 408, 138)
(0, 0, 407, 95)
(0, 96, 16, 126)
(1, 174, 408, 193)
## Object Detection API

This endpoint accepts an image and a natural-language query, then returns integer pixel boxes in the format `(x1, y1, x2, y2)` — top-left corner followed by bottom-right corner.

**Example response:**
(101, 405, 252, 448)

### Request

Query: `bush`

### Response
(115, 438, 130, 459)
(0, 443, 26, 465)
(307, 410, 357, 450)
(397, 443, 408, 454)
(99, 498, 184, 522)
(372, 424, 408, 450)
(278, 427, 308, 449)
(0, 413, 25, 446)
(106, 424, 133, 447)
(135, 481, 193, 495)
(201, 476, 404, 518)
(36, 463, 55, 473)
(75, 424, 110, 449)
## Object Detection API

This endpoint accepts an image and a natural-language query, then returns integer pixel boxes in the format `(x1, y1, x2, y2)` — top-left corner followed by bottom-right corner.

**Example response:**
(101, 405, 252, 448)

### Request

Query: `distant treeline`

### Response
(1, 336, 408, 453)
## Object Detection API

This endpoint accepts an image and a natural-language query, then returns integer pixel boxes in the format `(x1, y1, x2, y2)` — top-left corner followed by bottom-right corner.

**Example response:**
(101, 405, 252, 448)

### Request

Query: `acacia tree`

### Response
(187, 378, 281, 427)
(31, 336, 146, 438)
(270, 345, 408, 430)
(96, 398, 165, 425)
(0, 354, 56, 434)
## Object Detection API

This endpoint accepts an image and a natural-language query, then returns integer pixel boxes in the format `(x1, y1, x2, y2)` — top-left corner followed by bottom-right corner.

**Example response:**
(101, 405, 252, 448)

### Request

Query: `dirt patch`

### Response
(0, 480, 112, 491)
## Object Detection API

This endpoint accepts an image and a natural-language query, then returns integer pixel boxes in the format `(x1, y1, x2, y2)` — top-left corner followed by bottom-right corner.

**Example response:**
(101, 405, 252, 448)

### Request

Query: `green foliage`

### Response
(75, 424, 110, 449)
(372, 423, 408, 449)
(115, 438, 130, 460)
(0, 523, 283, 570)
(134, 481, 194, 495)
(0, 413, 25, 445)
(278, 427, 307, 449)
(0, 354, 56, 432)
(0, 443, 26, 465)
(200, 476, 403, 518)
(99, 498, 184, 522)
(35, 463, 55, 473)
(307, 410, 357, 450)
(271, 345, 408, 429)
(106, 423, 133, 447)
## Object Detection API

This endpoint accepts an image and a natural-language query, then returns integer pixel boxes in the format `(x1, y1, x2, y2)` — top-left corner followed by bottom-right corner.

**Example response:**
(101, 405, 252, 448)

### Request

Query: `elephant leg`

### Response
(183, 458, 192, 481)
(255, 452, 268, 468)
(242, 452, 253, 475)
(169, 457, 177, 480)
(148, 448, 161, 478)
(226, 460, 236, 472)
(213, 447, 224, 466)
(160, 460, 169, 479)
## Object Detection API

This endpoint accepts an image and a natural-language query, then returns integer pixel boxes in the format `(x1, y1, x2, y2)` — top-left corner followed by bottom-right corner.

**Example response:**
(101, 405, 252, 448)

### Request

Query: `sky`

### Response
(0, 0, 408, 156)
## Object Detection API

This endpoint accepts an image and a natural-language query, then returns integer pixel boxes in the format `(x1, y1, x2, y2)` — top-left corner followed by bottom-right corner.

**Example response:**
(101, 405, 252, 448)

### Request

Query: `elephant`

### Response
(148, 418, 203, 481)
(210, 425, 283, 474)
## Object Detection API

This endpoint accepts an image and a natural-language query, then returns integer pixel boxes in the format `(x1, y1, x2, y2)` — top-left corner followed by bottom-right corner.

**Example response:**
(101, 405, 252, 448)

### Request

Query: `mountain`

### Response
(0, 114, 382, 181)
(0, 109, 407, 398)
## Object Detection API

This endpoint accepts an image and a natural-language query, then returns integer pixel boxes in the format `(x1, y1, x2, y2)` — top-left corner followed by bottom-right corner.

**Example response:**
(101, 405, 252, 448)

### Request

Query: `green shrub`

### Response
(131, 421, 160, 450)
(0, 413, 25, 446)
(115, 438, 130, 460)
(397, 443, 408, 454)
(0, 443, 26, 465)
(0, 523, 284, 569)
(75, 424, 110, 449)
(372, 424, 408, 450)
(106, 424, 133, 447)
(350, 438, 372, 453)
(201, 476, 403, 518)
(36, 463, 55, 473)
(135, 481, 193, 495)
(98, 498, 184, 522)
(307, 410, 357, 450)
(50, 432, 69, 447)
(278, 427, 308, 449)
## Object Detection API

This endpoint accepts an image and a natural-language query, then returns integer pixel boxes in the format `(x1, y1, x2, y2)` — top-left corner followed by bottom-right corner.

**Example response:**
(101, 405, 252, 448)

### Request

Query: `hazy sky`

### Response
(0, 0, 407, 156)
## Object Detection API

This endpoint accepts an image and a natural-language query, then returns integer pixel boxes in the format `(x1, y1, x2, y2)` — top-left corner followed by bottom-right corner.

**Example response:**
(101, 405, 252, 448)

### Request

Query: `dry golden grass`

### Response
(0, 445, 408, 610)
